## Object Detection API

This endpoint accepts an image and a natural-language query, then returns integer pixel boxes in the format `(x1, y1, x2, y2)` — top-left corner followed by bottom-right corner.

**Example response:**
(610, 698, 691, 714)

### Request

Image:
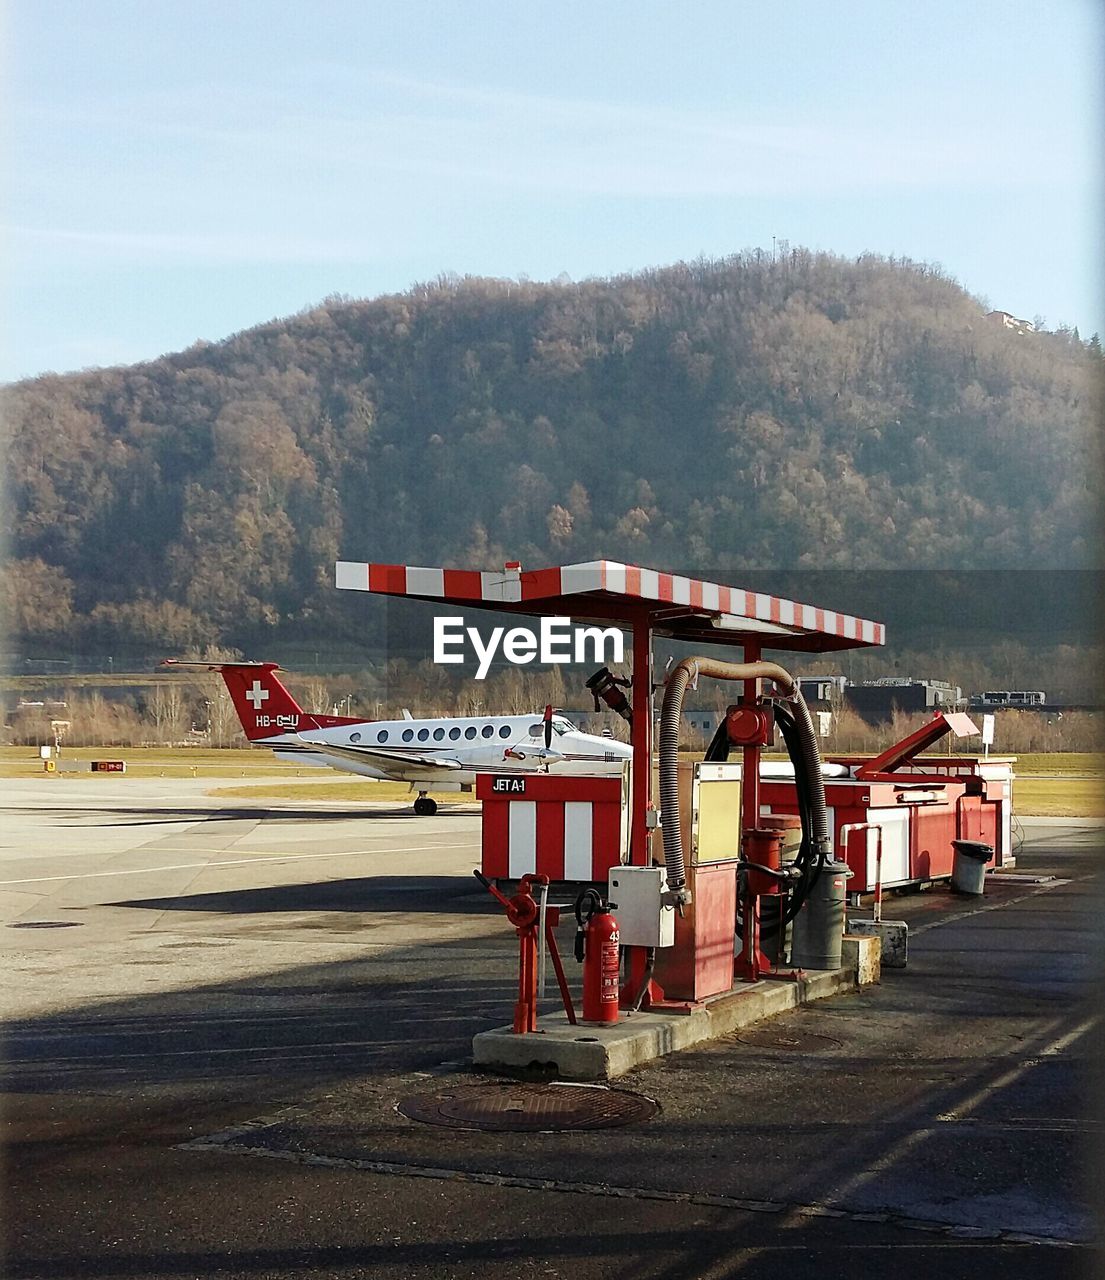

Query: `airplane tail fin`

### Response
(217, 662, 314, 739)
(158, 660, 368, 741)
(158, 660, 316, 740)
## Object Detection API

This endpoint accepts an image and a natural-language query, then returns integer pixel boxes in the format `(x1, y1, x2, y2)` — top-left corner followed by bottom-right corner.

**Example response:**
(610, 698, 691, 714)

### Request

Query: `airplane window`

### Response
(402, 729, 414, 742)
(528, 723, 542, 736)
(350, 732, 361, 743)
(417, 728, 430, 742)
(499, 725, 511, 738)
(377, 729, 388, 743)
(481, 724, 494, 738)
(449, 726, 461, 740)
(464, 726, 477, 740)
(552, 717, 574, 735)
(433, 727, 445, 741)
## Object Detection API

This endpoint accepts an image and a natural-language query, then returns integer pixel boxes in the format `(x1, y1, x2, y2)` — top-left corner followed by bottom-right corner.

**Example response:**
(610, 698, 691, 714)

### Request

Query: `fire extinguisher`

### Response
(574, 888, 620, 1023)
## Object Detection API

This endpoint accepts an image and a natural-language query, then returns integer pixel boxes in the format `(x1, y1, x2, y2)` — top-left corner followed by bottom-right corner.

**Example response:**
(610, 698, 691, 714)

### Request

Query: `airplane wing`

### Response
(297, 737, 464, 775)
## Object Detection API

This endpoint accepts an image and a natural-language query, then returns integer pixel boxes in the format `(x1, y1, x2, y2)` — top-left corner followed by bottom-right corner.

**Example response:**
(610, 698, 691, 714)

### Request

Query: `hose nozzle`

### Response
(586, 667, 633, 724)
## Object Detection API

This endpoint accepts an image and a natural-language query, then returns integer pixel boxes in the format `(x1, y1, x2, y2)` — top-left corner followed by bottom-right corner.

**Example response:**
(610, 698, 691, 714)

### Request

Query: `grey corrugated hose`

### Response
(658, 657, 831, 900)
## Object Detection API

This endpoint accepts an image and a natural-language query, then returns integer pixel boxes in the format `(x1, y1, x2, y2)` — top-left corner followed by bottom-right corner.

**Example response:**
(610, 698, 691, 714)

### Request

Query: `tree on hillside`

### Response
(1, 250, 1100, 655)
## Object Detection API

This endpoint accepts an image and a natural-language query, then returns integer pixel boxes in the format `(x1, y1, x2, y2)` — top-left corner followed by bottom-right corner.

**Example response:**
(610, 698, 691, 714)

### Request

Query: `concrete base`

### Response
(472, 966, 856, 1081)
(848, 918, 908, 969)
(841, 932, 881, 985)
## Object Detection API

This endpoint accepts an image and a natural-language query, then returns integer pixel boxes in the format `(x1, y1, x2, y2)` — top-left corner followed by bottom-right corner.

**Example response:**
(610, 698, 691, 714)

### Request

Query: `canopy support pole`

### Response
(630, 609, 653, 867)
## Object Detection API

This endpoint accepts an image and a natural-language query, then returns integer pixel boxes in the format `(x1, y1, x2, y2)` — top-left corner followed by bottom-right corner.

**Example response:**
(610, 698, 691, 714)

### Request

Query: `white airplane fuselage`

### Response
(264, 712, 631, 789)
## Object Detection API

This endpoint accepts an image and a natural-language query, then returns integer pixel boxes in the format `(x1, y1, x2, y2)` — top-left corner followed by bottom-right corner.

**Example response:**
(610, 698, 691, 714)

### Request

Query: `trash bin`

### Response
(791, 860, 853, 970)
(951, 840, 993, 895)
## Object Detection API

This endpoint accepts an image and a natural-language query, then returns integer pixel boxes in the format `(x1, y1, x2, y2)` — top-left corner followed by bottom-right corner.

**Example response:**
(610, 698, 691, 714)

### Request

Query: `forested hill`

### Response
(2, 251, 1101, 653)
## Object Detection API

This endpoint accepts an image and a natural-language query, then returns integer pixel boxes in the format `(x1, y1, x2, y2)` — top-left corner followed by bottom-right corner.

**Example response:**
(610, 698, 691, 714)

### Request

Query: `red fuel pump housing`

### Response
(582, 906, 621, 1023)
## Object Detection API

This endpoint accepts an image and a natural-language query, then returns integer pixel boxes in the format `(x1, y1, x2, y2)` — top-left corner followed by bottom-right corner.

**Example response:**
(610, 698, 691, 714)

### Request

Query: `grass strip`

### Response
(1012, 778, 1105, 817)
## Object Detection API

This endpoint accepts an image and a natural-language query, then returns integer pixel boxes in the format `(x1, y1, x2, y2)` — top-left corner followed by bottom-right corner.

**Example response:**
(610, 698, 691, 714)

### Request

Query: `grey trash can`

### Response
(951, 840, 993, 896)
(791, 860, 853, 970)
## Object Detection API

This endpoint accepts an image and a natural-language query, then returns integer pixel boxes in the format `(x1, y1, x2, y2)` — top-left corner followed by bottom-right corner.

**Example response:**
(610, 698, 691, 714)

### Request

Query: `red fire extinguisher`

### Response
(574, 889, 620, 1023)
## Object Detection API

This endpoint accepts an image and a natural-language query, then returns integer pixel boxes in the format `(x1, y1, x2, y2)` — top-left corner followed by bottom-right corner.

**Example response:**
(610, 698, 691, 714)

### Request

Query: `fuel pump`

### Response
(573, 888, 621, 1023)
(703, 697, 829, 967)
(658, 656, 842, 979)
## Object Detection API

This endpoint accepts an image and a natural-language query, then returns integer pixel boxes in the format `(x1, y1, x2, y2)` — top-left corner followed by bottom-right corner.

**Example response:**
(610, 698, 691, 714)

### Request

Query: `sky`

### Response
(2, 0, 1102, 384)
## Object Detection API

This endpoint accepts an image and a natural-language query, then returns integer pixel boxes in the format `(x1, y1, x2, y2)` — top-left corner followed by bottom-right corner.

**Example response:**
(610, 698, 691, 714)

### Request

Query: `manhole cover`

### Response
(9, 921, 84, 929)
(397, 1083, 658, 1132)
(735, 1027, 843, 1052)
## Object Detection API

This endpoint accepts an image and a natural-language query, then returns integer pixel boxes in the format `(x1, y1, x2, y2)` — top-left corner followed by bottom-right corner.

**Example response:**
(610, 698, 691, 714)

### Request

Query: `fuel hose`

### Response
(659, 657, 832, 907)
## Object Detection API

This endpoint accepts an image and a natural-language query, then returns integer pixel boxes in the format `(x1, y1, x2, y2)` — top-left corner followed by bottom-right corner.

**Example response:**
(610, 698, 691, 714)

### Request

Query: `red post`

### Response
(873, 829, 884, 924)
(514, 925, 538, 1034)
(734, 894, 756, 983)
(626, 609, 658, 1007)
(740, 641, 762, 838)
(734, 642, 763, 984)
(543, 912, 577, 1025)
(630, 611, 653, 867)
(476, 873, 547, 1035)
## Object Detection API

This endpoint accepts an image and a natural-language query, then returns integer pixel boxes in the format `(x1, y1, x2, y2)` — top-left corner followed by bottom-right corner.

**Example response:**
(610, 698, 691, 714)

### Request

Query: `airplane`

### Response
(159, 660, 632, 814)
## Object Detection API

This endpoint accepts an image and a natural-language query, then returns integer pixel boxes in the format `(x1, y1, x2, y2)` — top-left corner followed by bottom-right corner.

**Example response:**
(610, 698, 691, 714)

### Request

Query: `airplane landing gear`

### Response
(413, 794, 437, 816)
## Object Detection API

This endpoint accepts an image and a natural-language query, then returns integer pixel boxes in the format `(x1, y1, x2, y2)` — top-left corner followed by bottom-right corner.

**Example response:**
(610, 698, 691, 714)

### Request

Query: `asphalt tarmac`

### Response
(2, 778, 1101, 1279)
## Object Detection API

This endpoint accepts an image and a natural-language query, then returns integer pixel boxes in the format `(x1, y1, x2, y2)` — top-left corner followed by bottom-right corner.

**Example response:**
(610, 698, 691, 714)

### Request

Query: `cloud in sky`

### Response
(3, 223, 370, 265)
(12, 66, 1092, 272)
(33, 70, 1092, 192)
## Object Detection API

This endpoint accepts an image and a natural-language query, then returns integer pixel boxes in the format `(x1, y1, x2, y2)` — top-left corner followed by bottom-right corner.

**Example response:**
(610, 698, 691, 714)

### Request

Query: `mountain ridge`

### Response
(2, 249, 1100, 653)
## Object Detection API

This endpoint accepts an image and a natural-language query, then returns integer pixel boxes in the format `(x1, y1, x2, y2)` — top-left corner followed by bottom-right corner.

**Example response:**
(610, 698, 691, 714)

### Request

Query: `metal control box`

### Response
(607, 866, 676, 948)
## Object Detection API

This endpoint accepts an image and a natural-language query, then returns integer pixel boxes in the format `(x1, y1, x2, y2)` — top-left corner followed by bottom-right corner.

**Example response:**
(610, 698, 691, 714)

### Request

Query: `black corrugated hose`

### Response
(729, 702, 820, 940)
(694, 695, 831, 937)
(659, 656, 832, 912)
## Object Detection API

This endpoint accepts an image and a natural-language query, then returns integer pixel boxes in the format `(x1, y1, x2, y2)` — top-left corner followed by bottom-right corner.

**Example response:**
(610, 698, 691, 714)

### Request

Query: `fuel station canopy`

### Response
(335, 559, 885, 654)
(336, 557, 887, 873)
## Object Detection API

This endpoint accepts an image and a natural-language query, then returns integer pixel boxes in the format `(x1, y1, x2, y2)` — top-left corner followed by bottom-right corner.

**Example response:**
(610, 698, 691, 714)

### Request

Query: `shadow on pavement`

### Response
(3, 819, 1101, 1277)
(2, 928, 518, 1095)
(111, 874, 496, 917)
(2, 804, 476, 826)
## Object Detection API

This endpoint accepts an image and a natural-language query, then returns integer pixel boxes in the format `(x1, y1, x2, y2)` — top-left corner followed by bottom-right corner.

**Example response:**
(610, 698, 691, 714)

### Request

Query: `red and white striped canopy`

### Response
(335, 559, 884, 652)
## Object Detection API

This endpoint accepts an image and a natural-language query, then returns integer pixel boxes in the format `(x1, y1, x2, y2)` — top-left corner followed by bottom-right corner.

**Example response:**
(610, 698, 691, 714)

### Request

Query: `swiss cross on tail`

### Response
(245, 681, 270, 710)
(216, 664, 310, 740)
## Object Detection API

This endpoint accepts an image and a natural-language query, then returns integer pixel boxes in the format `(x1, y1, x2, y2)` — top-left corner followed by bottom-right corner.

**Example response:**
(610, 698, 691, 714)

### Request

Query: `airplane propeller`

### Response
(503, 708, 564, 768)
